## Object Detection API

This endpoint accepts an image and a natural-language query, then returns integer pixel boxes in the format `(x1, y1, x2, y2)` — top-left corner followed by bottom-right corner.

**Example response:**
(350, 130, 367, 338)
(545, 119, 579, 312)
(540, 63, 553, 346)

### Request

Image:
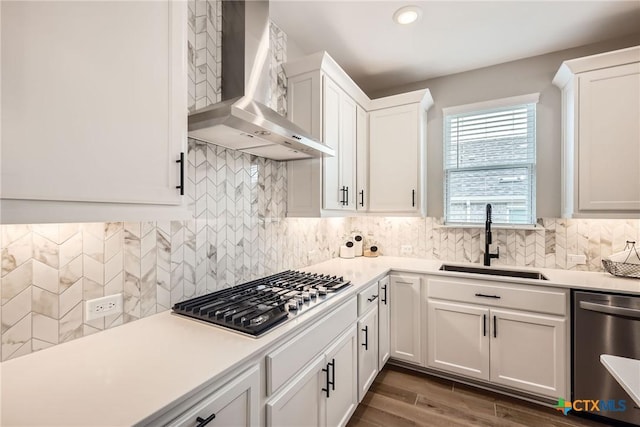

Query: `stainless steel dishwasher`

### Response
(573, 290, 640, 425)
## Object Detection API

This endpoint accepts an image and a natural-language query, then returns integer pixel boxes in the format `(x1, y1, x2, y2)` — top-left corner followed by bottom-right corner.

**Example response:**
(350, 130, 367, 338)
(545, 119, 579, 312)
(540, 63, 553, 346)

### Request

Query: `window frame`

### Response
(442, 93, 539, 226)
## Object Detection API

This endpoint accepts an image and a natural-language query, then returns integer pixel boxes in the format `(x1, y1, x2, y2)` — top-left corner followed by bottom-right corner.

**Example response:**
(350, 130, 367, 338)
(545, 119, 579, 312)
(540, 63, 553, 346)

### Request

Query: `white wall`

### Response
(371, 33, 640, 218)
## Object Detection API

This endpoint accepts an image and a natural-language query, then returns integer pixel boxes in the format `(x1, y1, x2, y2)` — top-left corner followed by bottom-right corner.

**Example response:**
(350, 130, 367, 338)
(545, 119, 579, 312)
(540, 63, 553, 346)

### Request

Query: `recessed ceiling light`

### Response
(393, 5, 422, 25)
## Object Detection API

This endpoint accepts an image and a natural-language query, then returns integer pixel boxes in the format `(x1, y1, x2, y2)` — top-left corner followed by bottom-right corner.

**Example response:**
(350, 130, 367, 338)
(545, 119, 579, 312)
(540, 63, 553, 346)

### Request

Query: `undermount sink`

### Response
(439, 264, 549, 281)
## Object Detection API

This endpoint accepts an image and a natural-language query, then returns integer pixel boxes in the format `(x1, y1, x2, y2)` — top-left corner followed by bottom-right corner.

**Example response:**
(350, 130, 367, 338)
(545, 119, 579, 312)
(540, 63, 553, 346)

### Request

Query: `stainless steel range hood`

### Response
(188, 0, 334, 161)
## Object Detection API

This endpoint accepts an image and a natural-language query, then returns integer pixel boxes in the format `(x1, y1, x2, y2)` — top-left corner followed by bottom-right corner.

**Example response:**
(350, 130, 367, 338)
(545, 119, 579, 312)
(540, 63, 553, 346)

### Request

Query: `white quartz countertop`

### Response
(1, 256, 638, 426)
(601, 354, 640, 407)
(302, 256, 640, 295)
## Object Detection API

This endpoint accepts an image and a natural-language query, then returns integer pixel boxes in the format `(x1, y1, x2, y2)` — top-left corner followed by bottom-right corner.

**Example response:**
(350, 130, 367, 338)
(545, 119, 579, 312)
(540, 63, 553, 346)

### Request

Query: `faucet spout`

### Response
(484, 203, 499, 266)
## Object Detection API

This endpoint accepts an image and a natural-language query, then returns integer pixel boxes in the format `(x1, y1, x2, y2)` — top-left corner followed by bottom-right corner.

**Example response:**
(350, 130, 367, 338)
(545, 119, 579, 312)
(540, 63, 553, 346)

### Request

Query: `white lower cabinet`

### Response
(158, 365, 260, 427)
(427, 300, 490, 381)
(357, 306, 378, 402)
(378, 276, 390, 369)
(326, 327, 359, 427)
(267, 355, 326, 427)
(267, 326, 358, 427)
(425, 276, 568, 399)
(389, 275, 422, 365)
(490, 308, 566, 397)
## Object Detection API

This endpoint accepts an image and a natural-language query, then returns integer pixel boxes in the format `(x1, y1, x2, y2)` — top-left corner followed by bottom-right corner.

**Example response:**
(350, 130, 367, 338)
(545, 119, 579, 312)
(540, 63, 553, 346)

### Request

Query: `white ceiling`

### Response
(270, 1, 640, 96)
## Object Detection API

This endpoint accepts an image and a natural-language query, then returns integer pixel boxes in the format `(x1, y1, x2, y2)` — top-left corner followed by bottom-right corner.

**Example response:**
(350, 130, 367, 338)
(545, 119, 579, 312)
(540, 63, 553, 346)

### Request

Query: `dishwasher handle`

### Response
(579, 301, 640, 320)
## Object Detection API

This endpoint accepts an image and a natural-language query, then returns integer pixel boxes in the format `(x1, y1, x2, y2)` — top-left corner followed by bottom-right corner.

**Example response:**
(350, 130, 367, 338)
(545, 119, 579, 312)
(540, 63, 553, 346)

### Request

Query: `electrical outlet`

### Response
(567, 254, 587, 265)
(86, 293, 123, 321)
(401, 245, 413, 255)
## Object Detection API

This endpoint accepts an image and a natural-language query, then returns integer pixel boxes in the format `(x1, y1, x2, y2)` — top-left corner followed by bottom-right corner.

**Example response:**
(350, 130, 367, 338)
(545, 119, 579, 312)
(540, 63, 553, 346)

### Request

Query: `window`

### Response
(443, 94, 538, 225)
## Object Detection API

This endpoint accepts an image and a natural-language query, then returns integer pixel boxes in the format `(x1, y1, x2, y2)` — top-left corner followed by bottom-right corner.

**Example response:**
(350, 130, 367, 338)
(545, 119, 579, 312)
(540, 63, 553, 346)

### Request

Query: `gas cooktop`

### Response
(172, 270, 351, 337)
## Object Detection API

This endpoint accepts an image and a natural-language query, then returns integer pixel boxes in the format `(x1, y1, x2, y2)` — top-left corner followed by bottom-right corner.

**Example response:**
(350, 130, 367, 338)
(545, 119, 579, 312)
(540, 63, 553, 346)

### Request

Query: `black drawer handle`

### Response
(493, 315, 497, 338)
(483, 314, 487, 337)
(367, 294, 378, 302)
(196, 413, 216, 427)
(475, 293, 501, 299)
(176, 152, 185, 195)
(322, 362, 331, 398)
(359, 190, 364, 206)
(330, 358, 335, 391)
(412, 189, 415, 207)
(362, 325, 368, 350)
(381, 284, 387, 305)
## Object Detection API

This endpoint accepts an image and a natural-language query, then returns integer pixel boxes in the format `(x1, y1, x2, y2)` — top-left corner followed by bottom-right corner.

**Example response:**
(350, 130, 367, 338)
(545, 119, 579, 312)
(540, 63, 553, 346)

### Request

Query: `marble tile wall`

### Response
(350, 217, 640, 271)
(270, 21, 288, 116)
(187, 0, 286, 114)
(187, 0, 221, 112)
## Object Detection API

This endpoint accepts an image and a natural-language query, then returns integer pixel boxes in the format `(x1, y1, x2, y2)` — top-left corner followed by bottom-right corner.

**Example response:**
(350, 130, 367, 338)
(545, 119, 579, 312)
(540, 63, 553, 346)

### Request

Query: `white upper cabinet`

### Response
(553, 46, 640, 218)
(1, 1, 187, 222)
(368, 90, 432, 215)
(322, 77, 357, 211)
(285, 52, 367, 216)
(284, 51, 432, 217)
(355, 105, 369, 211)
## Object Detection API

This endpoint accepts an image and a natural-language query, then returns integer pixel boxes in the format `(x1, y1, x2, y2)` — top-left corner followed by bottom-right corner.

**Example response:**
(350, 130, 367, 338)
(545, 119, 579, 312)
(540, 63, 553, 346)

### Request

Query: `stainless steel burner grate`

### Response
(172, 270, 351, 336)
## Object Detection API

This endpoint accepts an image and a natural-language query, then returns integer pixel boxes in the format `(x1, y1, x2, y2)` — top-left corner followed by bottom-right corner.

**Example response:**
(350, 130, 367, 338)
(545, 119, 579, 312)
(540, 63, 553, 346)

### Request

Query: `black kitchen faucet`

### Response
(484, 203, 500, 266)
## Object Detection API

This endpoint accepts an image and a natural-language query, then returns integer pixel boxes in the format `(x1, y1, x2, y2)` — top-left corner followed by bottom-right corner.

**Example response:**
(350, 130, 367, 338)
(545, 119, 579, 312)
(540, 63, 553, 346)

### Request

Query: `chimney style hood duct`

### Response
(188, 0, 334, 161)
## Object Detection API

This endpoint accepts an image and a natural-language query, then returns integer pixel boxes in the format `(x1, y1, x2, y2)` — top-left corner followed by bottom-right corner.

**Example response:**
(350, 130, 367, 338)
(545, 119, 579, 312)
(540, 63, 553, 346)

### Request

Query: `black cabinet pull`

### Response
(381, 285, 387, 305)
(322, 362, 331, 398)
(412, 189, 415, 207)
(483, 314, 487, 337)
(340, 186, 348, 206)
(195, 413, 216, 427)
(493, 315, 497, 338)
(176, 152, 185, 195)
(362, 325, 369, 350)
(359, 190, 364, 206)
(475, 293, 501, 299)
(330, 358, 336, 391)
(367, 294, 378, 303)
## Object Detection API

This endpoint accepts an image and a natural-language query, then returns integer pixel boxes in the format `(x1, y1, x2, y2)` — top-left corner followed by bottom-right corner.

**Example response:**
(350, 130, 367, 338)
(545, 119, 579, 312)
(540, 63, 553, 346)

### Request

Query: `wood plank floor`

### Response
(347, 365, 615, 427)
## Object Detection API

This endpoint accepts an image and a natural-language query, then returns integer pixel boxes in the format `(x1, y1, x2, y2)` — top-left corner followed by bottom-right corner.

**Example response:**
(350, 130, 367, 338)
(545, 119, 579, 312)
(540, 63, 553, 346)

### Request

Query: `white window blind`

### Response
(444, 99, 537, 225)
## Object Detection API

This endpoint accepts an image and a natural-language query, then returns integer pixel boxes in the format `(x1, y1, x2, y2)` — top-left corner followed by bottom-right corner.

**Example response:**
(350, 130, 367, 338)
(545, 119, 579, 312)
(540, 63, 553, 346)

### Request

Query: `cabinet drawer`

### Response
(358, 281, 379, 316)
(266, 297, 357, 395)
(427, 277, 567, 316)
(146, 365, 260, 427)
